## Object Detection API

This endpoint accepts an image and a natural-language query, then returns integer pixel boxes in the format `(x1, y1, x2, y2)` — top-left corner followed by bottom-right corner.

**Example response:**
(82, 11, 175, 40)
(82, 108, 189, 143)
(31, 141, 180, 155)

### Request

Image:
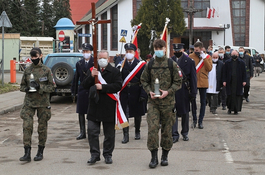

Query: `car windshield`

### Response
(45, 56, 82, 69)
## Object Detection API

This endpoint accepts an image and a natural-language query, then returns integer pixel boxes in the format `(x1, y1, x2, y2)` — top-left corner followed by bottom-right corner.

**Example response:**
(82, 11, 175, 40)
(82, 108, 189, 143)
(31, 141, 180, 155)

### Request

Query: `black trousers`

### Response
(207, 93, 218, 111)
(243, 77, 251, 98)
(172, 113, 189, 139)
(87, 120, 115, 158)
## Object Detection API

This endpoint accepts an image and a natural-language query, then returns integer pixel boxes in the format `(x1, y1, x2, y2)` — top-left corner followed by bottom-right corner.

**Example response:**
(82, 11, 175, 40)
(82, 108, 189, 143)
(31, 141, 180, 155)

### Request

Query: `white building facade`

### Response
(76, 0, 265, 58)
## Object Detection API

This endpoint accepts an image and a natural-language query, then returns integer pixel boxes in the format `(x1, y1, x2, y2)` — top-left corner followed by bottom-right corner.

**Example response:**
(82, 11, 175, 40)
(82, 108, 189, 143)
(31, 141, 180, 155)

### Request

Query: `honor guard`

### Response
(71, 43, 94, 140)
(141, 39, 182, 168)
(119, 43, 148, 143)
(171, 43, 197, 143)
(19, 47, 55, 162)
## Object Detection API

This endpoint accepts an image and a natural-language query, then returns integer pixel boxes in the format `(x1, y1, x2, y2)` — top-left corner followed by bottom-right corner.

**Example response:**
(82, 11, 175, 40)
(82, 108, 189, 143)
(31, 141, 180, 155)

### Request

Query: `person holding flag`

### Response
(189, 41, 212, 129)
(118, 43, 147, 144)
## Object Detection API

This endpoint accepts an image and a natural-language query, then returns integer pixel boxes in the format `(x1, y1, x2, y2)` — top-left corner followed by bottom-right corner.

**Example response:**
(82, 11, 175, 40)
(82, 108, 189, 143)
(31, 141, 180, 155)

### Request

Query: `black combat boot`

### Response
(19, 146, 31, 162)
(122, 127, 129, 144)
(161, 149, 169, 166)
(34, 145, 45, 161)
(149, 149, 158, 168)
(76, 114, 86, 140)
(134, 117, 141, 140)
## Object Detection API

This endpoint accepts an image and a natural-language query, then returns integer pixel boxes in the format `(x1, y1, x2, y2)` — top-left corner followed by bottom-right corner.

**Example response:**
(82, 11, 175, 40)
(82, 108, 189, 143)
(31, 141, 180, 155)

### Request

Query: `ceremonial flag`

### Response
(161, 18, 170, 57)
(132, 23, 142, 59)
(212, 8, 216, 18)
(207, 7, 212, 19)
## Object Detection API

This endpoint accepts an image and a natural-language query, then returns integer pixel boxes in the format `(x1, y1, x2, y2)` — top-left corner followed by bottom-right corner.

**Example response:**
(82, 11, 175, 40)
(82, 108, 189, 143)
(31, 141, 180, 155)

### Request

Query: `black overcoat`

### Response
(215, 60, 224, 91)
(120, 58, 147, 117)
(223, 59, 247, 96)
(172, 54, 197, 115)
(71, 57, 94, 114)
(82, 64, 122, 123)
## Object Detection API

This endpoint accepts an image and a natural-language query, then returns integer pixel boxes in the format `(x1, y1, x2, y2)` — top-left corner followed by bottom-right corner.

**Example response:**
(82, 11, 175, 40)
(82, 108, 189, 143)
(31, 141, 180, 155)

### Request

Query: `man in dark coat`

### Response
(119, 43, 147, 143)
(171, 43, 197, 143)
(223, 50, 247, 114)
(71, 43, 94, 140)
(254, 52, 262, 77)
(114, 53, 123, 67)
(206, 52, 224, 114)
(82, 50, 122, 165)
(238, 47, 253, 102)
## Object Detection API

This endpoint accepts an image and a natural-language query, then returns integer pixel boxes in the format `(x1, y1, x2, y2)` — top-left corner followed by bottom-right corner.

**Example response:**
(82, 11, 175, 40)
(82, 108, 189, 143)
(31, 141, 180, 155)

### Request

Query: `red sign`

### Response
(58, 31, 65, 42)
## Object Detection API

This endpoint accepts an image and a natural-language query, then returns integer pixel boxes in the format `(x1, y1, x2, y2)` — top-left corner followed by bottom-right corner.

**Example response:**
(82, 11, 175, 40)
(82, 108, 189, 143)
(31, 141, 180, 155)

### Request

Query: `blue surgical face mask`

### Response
(154, 50, 164, 58)
(226, 52, 230, 54)
(239, 52, 244, 55)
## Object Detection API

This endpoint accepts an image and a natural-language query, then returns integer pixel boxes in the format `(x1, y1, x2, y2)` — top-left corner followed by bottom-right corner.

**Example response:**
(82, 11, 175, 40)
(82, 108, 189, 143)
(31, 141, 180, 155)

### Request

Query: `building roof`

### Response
(70, 0, 99, 24)
(75, 0, 120, 29)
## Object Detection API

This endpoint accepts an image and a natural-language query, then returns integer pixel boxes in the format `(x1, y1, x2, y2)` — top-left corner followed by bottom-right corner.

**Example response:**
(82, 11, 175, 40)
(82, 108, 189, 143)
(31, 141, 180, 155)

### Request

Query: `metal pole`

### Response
(224, 25, 226, 46)
(2, 25, 4, 86)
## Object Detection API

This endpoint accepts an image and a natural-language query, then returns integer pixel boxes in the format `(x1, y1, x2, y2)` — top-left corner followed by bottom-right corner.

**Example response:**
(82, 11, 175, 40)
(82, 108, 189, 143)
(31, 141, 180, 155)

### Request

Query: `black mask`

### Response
(31, 58, 40, 65)
(231, 55, 237, 60)
(195, 52, 200, 57)
(174, 52, 182, 58)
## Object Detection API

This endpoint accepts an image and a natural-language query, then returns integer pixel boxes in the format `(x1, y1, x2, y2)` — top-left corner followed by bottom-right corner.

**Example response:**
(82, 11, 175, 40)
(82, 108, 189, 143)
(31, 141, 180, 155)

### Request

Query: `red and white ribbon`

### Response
(97, 71, 129, 130)
(196, 54, 210, 73)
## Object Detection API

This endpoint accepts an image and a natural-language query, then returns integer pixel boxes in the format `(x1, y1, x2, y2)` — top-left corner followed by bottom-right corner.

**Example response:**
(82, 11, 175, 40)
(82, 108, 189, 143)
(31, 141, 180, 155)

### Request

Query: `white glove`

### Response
(200, 51, 207, 59)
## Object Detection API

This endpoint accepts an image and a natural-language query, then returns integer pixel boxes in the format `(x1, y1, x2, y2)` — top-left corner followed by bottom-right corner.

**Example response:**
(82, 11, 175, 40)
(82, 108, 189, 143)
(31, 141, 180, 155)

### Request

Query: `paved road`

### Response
(0, 74, 265, 175)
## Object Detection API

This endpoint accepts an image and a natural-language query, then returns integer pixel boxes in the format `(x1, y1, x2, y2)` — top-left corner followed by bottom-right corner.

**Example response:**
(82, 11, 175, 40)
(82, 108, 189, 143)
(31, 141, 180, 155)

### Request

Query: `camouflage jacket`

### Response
(20, 63, 55, 107)
(140, 55, 182, 105)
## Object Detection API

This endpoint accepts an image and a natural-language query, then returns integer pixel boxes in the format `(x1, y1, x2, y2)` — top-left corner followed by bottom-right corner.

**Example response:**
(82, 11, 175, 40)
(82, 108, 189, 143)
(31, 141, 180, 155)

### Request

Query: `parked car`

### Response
(43, 53, 83, 100)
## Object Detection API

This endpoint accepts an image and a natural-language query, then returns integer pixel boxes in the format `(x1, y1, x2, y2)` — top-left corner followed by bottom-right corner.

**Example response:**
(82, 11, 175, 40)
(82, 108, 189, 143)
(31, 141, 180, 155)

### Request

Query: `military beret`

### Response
(82, 43, 93, 51)
(124, 43, 136, 51)
(173, 43, 184, 51)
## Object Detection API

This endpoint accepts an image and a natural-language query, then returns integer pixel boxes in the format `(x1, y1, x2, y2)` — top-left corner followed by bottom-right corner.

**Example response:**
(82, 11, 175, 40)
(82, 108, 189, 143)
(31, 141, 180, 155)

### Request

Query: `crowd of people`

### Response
(18, 39, 258, 169)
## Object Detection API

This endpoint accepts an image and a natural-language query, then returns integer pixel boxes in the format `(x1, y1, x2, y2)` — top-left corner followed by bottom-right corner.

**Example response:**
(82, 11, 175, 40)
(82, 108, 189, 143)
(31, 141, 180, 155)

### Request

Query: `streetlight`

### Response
(219, 24, 230, 46)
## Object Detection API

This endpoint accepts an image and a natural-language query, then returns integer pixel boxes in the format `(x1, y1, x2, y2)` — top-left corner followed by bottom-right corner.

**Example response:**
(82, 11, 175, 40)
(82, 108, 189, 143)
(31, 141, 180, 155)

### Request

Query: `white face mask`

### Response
(98, 58, 108, 68)
(126, 53, 135, 60)
(212, 58, 218, 62)
(83, 53, 91, 59)
(218, 53, 224, 58)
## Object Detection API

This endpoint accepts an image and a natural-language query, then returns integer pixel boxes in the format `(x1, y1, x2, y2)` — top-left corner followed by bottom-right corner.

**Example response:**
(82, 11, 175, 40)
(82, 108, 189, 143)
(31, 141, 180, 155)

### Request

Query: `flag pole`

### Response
(161, 18, 170, 57)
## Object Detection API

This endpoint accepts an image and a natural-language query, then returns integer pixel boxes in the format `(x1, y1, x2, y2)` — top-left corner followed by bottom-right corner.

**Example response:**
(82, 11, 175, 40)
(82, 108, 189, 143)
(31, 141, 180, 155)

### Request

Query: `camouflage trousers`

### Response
(147, 103, 176, 151)
(20, 105, 51, 147)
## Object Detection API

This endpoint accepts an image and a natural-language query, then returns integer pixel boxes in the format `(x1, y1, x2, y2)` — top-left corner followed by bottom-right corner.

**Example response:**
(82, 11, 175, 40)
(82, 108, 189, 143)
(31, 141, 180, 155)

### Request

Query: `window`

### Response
(137, 0, 142, 12)
(231, 0, 246, 46)
(78, 29, 82, 49)
(111, 5, 118, 50)
(85, 24, 90, 44)
(181, 0, 188, 18)
(101, 12, 107, 50)
(194, 0, 210, 18)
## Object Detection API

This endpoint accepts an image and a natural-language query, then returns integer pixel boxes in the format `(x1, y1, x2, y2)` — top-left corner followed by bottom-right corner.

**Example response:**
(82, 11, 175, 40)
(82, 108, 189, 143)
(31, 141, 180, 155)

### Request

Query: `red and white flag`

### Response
(161, 18, 170, 57)
(212, 8, 216, 18)
(207, 7, 212, 19)
(132, 23, 142, 59)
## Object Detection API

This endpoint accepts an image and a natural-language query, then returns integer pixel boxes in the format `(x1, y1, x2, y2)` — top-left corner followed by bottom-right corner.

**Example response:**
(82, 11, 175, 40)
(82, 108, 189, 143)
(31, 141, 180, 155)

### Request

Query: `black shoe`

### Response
(222, 106, 226, 110)
(149, 149, 158, 168)
(76, 133, 86, 140)
(19, 146, 31, 162)
(34, 145, 45, 161)
(135, 132, 141, 140)
(161, 149, 169, 166)
(246, 97, 249, 102)
(87, 157, 100, 164)
(122, 127, 129, 144)
(234, 112, 238, 115)
(227, 110, 231, 114)
(198, 123, 204, 129)
(183, 135, 189, 141)
(105, 157, 113, 164)
(172, 137, 179, 143)
(212, 110, 217, 114)
(210, 109, 213, 113)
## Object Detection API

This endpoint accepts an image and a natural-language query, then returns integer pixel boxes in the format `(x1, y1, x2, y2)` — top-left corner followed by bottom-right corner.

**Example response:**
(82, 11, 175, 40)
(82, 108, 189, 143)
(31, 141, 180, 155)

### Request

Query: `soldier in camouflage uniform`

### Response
(19, 48, 55, 162)
(140, 39, 182, 168)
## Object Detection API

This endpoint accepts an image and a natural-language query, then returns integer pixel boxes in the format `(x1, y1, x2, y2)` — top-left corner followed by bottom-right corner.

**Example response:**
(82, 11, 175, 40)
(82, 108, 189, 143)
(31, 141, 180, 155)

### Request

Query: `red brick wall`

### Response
(133, 0, 137, 19)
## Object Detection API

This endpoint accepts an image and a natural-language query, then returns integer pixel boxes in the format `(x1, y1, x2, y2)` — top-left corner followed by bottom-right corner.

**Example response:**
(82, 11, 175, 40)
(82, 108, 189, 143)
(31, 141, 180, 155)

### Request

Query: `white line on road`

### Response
(222, 141, 234, 163)
(61, 106, 71, 112)
(1, 138, 9, 144)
